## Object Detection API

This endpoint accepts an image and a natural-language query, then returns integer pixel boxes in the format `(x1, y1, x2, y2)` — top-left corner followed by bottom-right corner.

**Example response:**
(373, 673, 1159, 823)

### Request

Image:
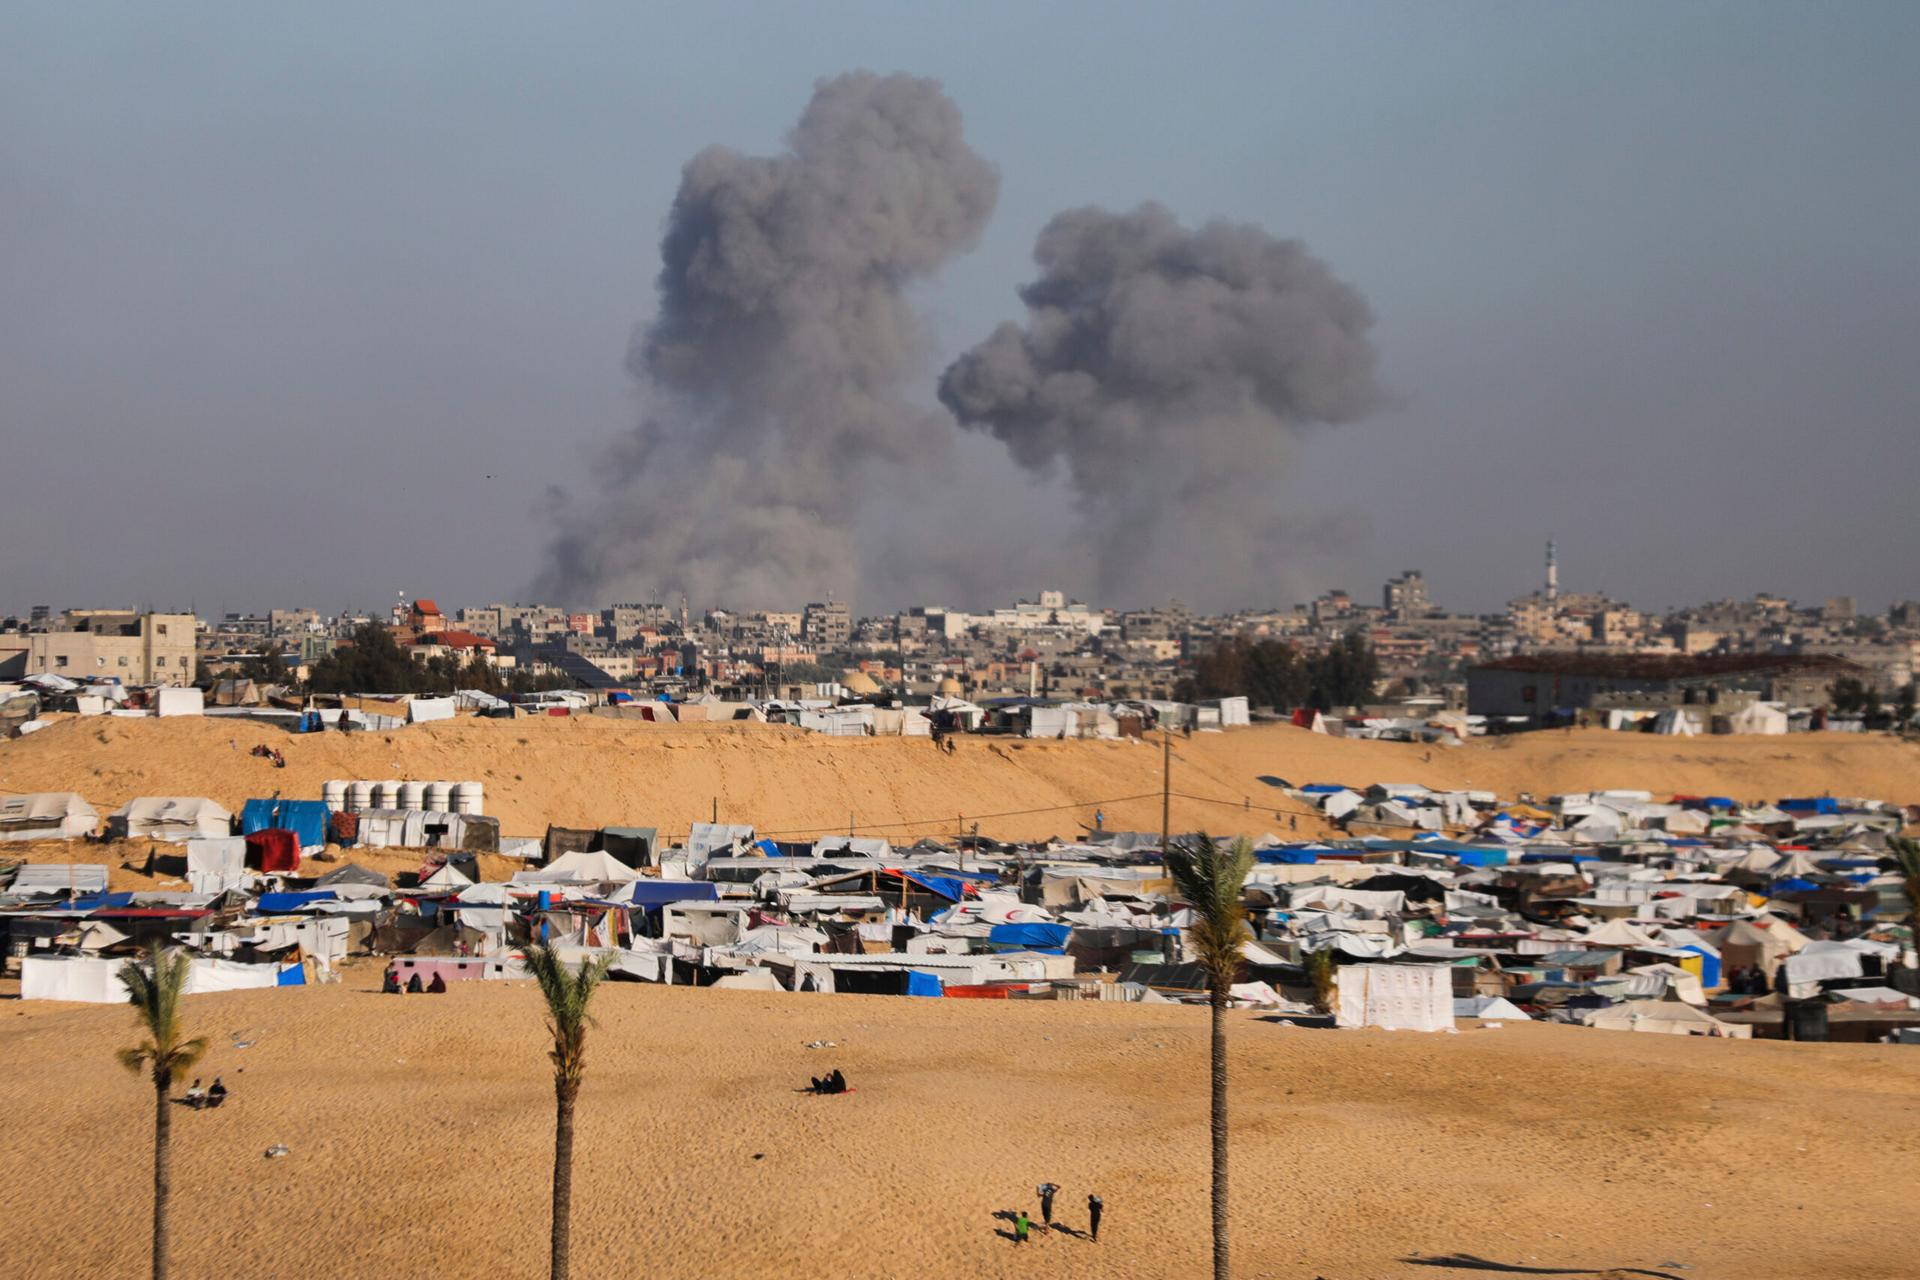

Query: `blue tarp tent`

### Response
(1769, 877, 1821, 894)
(276, 963, 306, 986)
(74, 893, 137, 911)
(905, 970, 944, 998)
(755, 838, 782, 856)
(255, 891, 337, 913)
(988, 922, 1071, 953)
(1452, 848, 1509, 868)
(623, 881, 719, 908)
(241, 799, 332, 849)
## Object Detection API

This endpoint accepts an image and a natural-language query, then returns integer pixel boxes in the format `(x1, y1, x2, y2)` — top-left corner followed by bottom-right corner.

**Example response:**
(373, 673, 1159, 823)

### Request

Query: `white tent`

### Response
(153, 687, 205, 718)
(516, 849, 641, 884)
(1334, 963, 1454, 1032)
(185, 837, 248, 894)
(1584, 999, 1749, 1038)
(21, 954, 284, 1002)
(110, 797, 232, 842)
(6, 863, 110, 897)
(1650, 708, 1699, 736)
(0, 792, 99, 842)
(408, 697, 456, 723)
(1728, 701, 1790, 735)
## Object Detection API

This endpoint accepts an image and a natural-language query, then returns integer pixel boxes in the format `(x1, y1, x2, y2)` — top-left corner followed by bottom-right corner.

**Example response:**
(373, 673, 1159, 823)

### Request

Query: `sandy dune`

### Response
(1, 975, 1916, 1279)
(4, 717, 1916, 847)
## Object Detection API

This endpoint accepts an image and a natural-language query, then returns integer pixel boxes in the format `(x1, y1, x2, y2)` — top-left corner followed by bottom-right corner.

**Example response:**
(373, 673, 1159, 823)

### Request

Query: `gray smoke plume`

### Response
(939, 202, 1382, 604)
(540, 72, 998, 607)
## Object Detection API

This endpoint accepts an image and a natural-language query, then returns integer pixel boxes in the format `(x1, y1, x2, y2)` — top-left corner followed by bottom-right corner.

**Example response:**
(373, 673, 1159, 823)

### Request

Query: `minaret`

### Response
(1545, 539, 1559, 603)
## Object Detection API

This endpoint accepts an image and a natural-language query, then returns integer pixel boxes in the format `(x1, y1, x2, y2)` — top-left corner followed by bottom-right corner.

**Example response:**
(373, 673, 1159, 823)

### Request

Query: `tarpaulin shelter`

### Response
(185, 837, 248, 894)
(245, 828, 300, 874)
(1334, 963, 1455, 1032)
(988, 922, 1071, 953)
(110, 797, 232, 842)
(0, 792, 98, 842)
(241, 799, 332, 851)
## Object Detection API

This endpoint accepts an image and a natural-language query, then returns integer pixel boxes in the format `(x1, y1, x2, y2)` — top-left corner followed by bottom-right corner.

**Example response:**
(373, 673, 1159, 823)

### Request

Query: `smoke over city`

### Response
(539, 72, 998, 607)
(939, 202, 1383, 602)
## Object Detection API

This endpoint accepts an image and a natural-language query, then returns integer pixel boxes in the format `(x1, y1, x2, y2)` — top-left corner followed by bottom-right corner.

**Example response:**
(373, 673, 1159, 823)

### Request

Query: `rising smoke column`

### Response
(541, 72, 998, 606)
(938, 202, 1382, 604)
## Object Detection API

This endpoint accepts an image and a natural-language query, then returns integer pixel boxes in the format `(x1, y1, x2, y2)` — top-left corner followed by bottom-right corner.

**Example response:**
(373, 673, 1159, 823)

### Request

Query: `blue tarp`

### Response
(1522, 852, 1599, 865)
(755, 838, 781, 857)
(1778, 797, 1838, 814)
(1769, 877, 1821, 894)
(255, 891, 337, 912)
(1452, 849, 1509, 868)
(1680, 945, 1722, 989)
(1254, 847, 1319, 864)
(276, 963, 306, 986)
(989, 922, 1071, 951)
(241, 799, 332, 849)
(905, 970, 944, 998)
(898, 871, 967, 902)
(74, 893, 137, 911)
(623, 881, 719, 908)
(1299, 783, 1350, 794)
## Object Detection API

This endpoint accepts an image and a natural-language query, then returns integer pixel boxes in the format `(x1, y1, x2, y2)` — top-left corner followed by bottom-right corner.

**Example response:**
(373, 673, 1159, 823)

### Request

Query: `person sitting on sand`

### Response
(184, 1079, 207, 1110)
(382, 967, 403, 995)
(407, 973, 425, 994)
(427, 971, 448, 994)
(828, 1068, 847, 1094)
(207, 1078, 228, 1109)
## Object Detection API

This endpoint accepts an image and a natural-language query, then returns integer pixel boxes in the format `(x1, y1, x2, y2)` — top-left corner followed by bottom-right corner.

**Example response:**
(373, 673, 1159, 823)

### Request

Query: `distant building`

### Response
(1467, 652, 1864, 720)
(802, 600, 851, 649)
(0, 610, 197, 686)
(1384, 571, 1431, 619)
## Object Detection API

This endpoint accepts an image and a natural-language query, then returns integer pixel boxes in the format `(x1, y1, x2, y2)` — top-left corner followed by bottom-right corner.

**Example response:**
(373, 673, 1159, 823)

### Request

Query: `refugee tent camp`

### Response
(0, 792, 98, 842)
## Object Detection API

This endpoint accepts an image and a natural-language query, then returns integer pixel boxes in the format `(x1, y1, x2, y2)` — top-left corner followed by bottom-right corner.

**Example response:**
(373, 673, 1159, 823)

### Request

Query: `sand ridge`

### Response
(3, 717, 1916, 847)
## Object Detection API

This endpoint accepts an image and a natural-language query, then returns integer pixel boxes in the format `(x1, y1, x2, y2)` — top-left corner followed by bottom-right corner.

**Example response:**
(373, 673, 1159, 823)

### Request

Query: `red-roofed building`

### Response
(411, 630, 511, 669)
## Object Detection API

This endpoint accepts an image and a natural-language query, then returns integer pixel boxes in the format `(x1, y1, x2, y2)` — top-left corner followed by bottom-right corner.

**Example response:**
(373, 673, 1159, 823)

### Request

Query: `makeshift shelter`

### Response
(1584, 999, 1750, 1038)
(245, 828, 301, 874)
(110, 797, 232, 842)
(1727, 702, 1790, 735)
(185, 837, 248, 893)
(0, 792, 98, 842)
(5, 863, 110, 897)
(1334, 963, 1454, 1032)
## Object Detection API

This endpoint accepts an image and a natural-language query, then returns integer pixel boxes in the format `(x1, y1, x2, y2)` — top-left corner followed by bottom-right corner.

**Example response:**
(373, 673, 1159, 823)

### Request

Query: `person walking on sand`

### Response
(1087, 1193, 1103, 1242)
(1036, 1182, 1058, 1228)
(1013, 1210, 1030, 1245)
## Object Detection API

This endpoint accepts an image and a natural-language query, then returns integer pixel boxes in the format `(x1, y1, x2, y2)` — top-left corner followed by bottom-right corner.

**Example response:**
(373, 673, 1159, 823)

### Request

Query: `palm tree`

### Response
(117, 945, 208, 1280)
(523, 943, 615, 1280)
(1165, 833, 1255, 1280)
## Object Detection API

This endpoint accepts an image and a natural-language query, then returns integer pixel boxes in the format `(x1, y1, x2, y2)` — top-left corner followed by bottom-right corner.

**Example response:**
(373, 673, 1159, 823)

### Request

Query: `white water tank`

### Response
(321, 780, 347, 809)
(425, 781, 453, 811)
(347, 781, 374, 811)
(451, 781, 484, 815)
(399, 781, 427, 810)
(374, 779, 403, 809)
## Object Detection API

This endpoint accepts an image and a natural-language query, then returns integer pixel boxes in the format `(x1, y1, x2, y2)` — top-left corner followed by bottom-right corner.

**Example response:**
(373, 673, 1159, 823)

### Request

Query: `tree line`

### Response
(1828, 676, 1918, 727)
(1175, 631, 1381, 712)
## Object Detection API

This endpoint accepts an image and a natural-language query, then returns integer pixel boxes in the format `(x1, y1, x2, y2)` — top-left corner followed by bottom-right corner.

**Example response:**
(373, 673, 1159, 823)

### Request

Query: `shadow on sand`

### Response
(1401, 1255, 1688, 1279)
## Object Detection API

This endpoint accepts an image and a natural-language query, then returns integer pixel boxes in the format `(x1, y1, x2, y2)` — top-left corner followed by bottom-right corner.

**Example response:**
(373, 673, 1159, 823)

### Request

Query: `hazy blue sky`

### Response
(4, 3, 1917, 617)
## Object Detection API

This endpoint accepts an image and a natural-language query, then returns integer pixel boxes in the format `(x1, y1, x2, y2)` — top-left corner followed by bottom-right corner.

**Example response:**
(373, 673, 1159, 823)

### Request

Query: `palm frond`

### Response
(524, 944, 615, 1085)
(118, 943, 199, 1083)
(1166, 833, 1255, 990)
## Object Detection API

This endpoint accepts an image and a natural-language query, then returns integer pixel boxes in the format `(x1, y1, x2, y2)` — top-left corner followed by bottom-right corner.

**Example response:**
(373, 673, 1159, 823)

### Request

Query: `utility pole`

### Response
(1161, 723, 1172, 858)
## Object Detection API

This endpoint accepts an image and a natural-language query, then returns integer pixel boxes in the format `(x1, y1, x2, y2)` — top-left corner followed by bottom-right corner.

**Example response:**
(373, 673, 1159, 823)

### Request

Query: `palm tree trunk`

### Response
(152, 1069, 172, 1280)
(1209, 988, 1229, 1280)
(550, 1078, 577, 1280)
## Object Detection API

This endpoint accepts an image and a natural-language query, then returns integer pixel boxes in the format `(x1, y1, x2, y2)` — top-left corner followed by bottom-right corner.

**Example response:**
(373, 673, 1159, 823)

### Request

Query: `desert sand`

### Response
(4, 717, 1917, 848)
(2, 974, 1917, 1279)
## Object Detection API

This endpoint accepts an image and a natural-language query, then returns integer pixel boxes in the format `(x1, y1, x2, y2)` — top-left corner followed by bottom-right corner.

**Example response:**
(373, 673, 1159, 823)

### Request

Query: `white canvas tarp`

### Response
(0, 792, 99, 842)
(111, 797, 232, 842)
(154, 687, 205, 718)
(1334, 963, 1454, 1032)
(408, 697, 456, 724)
(7, 863, 111, 897)
(185, 837, 248, 894)
(22, 954, 285, 1002)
